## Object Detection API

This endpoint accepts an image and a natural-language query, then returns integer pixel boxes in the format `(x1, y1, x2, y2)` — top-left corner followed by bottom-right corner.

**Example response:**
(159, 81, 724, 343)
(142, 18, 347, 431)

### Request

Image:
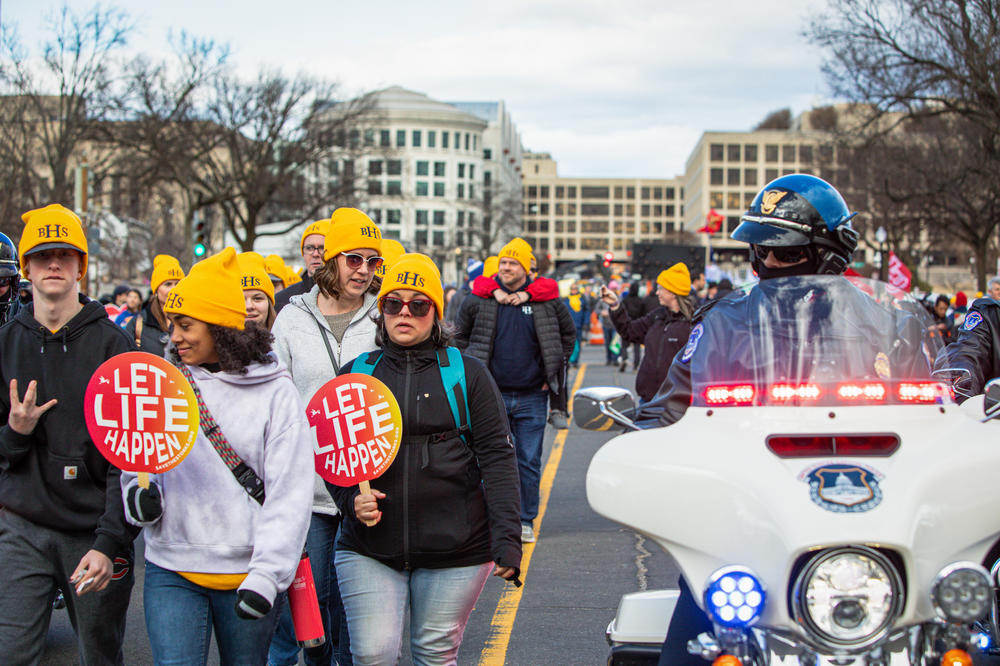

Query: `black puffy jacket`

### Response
(328, 338, 522, 571)
(610, 305, 692, 402)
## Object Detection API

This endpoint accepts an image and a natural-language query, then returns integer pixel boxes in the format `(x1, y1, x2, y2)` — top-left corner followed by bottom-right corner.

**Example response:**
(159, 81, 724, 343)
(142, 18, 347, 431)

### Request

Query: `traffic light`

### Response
(193, 218, 207, 259)
(602, 251, 613, 268)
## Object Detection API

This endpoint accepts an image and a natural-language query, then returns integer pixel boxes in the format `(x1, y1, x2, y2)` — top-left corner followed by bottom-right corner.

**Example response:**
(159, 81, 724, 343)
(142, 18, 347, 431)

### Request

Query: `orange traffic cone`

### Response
(589, 311, 604, 345)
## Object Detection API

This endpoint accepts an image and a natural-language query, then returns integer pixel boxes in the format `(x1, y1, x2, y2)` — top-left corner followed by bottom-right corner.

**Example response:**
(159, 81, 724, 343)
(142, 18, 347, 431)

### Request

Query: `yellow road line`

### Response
(478, 364, 589, 666)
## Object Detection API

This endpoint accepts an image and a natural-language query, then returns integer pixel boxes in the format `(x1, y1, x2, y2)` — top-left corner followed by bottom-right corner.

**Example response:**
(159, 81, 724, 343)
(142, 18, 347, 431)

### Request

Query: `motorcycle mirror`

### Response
(983, 378, 1000, 419)
(932, 367, 974, 400)
(572, 387, 639, 431)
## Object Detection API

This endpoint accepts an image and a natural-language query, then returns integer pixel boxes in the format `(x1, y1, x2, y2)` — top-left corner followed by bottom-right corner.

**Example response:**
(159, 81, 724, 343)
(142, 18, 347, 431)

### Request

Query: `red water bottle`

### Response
(288, 552, 325, 648)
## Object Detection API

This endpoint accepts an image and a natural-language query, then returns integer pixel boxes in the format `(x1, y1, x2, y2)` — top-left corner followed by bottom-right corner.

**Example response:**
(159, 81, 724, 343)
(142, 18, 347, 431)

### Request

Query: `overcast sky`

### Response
(5, 0, 833, 178)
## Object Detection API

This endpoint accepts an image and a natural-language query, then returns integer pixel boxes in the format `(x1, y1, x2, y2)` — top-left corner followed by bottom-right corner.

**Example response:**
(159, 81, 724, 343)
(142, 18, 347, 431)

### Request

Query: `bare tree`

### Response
(0, 4, 132, 236)
(467, 182, 523, 259)
(754, 108, 792, 130)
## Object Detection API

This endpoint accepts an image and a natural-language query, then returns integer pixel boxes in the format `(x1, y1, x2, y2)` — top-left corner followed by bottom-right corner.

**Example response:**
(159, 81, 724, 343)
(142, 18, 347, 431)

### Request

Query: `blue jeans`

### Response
(144, 560, 282, 666)
(603, 323, 618, 362)
(335, 550, 492, 666)
(501, 389, 548, 524)
(269, 513, 351, 666)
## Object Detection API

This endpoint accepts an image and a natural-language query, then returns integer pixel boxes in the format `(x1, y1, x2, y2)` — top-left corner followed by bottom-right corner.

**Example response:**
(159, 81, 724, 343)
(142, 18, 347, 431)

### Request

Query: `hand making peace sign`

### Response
(8, 379, 58, 435)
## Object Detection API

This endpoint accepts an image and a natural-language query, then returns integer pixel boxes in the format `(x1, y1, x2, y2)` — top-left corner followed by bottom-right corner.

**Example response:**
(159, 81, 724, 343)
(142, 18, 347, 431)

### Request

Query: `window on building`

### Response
(484, 171, 491, 185)
(457, 183, 465, 198)
(416, 210, 428, 226)
(349, 129, 360, 148)
(415, 229, 428, 246)
(456, 231, 464, 245)
(581, 220, 609, 233)
(666, 187, 675, 199)
(819, 145, 834, 162)
(384, 228, 401, 241)
(665, 204, 675, 216)
(581, 186, 610, 198)
(555, 186, 564, 198)
(654, 187, 663, 200)
(380, 130, 390, 147)
(442, 132, 449, 149)
(364, 129, 374, 146)
(799, 145, 813, 163)
(654, 205, 663, 216)
(567, 203, 577, 215)
(470, 165, 476, 180)
(387, 180, 402, 195)
(782, 145, 796, 162)
(710, 191, 723, 208)
(367, 181, 382, 195)
(625, 203, 633, 215)
(710, 143, 724, 161)
(387, 209, 401, 225)
(387, 160, 402, 175)
(745, 192, 756, 207)
(727, 168, 740, 186)
(727, 144, 741, 161)
(744, 169, 758, 187)
(464, 133, 470, 150)
(434, 161, 445, 177)
(626, 186, 634, 198)
(458, 163, 466, 178)
(568, 186, 577, 198)
(642, 187, 651, 199)
(433, 211, 445, 225)
(433, 182, 445, 196)
(582, 203, 609, 215)
(567, 238, 577, 249)
(428, 131, 436, 148)
(457, 211, 465, 226)
(412, 130, 422, 147)
(369, 160, 383, 175)
(416, 161, 428, 176)
(473, 135, 478, 150)
(710, 168, 724, 185)
(765, 145, 778, 162)
(484, 148, 491, 159)
(765, 168, 779, 181)
(641, 204, 650, 216)
(566, 220, 576, 232)
(416, 181, 428, 196)
(555, 219, 564, 232)
(396, 130, 405, 147)
(745, 144, 758, 162)
(469, 185, 474, 198)
(613, 203, 623, 215)
(727, 192, 742, 209)
(454, 132, 460, 149)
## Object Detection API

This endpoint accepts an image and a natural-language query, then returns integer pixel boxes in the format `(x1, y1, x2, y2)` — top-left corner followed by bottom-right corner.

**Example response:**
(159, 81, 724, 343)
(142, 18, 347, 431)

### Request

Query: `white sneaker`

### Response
(521, 523, 536, 543)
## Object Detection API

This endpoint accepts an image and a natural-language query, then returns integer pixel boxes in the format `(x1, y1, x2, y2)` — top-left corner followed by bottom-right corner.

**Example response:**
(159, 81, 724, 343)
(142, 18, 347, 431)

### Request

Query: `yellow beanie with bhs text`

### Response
(325, 208, 382, 262)
(376, 238, 407, 278)
(300, 219, 330, 255)
(150, 254, 185, 294)
(656, 262, 691, 296)
(378, 253, 444, 320)
(164, 247, 247, 330)
(237, 251, 275, 304)
(498, 238, 532, 274)
(20, 204, 89, 279)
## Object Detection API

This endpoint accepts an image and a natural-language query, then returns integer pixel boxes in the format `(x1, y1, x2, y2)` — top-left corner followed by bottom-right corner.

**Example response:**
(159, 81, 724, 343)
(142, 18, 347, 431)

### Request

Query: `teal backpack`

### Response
(352, 346, 470, 443)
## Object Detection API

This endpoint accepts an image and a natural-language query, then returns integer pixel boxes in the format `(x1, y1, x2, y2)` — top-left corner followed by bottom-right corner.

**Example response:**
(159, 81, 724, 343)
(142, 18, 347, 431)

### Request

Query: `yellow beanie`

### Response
(20, 204, 89, 279)
(264, 254, 287, 283)
(376, 238, 407, 278)
(164, 247, 247, 330)
(150, 254, 185, 294)
(237, 251, 275, 304)
(324, 208, 382, 262)
(498, 238, 532, 274)
(484, 256, 499, 278)
(284, 266, 302, 285)
(300, 219, 330, 255)
(656, 262, 691, 296)
(378, 253, 444, 320)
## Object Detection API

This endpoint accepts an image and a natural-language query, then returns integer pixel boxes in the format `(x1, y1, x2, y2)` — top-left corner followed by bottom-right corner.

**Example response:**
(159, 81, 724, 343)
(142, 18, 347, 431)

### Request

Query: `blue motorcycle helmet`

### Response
(732, 173, 859, 276)
(0, 232, 19, 324)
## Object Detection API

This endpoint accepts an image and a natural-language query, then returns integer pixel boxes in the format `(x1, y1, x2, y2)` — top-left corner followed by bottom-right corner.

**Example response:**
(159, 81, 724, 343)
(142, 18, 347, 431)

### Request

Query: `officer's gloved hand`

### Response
(126, 483, 162, 523)
(235, 589, 271, 620)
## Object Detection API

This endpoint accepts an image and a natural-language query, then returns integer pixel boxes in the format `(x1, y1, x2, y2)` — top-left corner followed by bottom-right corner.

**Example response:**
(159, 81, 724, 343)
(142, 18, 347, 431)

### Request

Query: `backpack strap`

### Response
(352, 350, 383, 375)
(437, 347, 470, 443)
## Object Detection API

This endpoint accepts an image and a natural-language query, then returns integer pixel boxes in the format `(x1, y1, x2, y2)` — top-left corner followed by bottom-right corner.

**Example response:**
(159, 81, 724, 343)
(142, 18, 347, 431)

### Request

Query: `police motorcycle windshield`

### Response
(686, 275, 947, 407)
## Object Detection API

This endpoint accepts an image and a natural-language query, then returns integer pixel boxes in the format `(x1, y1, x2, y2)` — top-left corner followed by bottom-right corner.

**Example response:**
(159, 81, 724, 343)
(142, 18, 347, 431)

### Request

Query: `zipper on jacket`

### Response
(402, 349, 413, 570)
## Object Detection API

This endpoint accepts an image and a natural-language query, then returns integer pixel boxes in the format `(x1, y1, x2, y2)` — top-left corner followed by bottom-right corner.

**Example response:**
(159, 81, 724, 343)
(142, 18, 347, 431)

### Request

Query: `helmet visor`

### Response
(731, 216, 811, 246)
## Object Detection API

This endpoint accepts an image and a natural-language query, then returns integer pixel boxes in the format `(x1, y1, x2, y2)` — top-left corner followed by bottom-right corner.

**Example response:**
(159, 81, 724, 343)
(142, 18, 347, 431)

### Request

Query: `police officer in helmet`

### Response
(650, 173, 860, 665)
(0, 232, 21, 326)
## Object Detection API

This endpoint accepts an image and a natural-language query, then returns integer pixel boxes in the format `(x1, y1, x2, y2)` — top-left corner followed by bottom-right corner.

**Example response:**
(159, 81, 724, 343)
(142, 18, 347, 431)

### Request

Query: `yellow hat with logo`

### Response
(376, 238, 407, 278)
(498, 238, 532, 274)
(237, 251, 275, 304)
(150, 254, 185, 294)
(378, 253, 444, 320)
(19, 204, 89, 279)
(656, 262, 691, 296)
(164, 247, 246, 330)
(325, 208, 382, 262)
(300, 219, 330, 255)
(264, 254, 288, 284)
(284, 265, 302, 285)
(483, 256, 499, 278)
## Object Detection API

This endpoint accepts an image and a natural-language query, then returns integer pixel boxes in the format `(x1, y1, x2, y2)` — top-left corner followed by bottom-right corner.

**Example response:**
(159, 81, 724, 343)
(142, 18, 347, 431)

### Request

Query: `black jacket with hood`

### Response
(0, 296, 138, 557)
(328, 337, 522, 572)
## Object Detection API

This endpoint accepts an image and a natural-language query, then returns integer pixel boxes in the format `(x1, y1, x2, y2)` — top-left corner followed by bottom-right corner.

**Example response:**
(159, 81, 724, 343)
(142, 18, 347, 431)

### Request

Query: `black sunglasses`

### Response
(340, 252, 384, 270)
(381, 296, 433, 318)
(753, 244, 809, 264)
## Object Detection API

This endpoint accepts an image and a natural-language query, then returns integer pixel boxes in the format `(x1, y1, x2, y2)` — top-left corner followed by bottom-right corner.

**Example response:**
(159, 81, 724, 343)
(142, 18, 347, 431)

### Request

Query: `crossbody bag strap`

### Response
(134, 316, 143, 349)
(176, 363, 265, 505)
(314, 316, 340, 374)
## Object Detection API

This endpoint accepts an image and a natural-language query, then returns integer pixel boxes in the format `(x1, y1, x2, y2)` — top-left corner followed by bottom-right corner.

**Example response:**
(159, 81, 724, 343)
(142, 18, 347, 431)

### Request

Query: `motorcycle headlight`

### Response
(931, 562, 992, 623)
(703, 566, 766, 627)
(793, 546, 903, 648)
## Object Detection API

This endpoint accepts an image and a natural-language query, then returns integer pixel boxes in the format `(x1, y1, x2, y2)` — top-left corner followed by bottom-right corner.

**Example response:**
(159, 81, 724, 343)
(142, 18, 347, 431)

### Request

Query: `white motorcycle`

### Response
(576, 276, 1000, 665)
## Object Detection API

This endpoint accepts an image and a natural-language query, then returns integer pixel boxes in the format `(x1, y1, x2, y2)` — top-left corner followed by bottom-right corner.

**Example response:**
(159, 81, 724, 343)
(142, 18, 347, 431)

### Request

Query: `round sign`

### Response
(84, 352, 199, 474)
(307, 374, 402, 487)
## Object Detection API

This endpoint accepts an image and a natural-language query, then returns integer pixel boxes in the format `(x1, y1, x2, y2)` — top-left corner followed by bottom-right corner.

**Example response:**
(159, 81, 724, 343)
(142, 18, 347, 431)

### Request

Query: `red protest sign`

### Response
(84, 352, 199, 474)
(307, 374, 402, 487)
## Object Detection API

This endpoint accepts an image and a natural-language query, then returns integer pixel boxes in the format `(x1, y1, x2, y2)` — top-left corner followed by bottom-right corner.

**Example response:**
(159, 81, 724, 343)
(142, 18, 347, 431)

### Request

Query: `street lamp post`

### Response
(875, 226, 888, 282)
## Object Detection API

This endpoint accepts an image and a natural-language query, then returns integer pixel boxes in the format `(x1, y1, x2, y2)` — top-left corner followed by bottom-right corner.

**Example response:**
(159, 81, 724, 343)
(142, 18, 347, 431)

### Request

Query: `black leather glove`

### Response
(126, 483, 162, 523)
(235, 589, 272, 620)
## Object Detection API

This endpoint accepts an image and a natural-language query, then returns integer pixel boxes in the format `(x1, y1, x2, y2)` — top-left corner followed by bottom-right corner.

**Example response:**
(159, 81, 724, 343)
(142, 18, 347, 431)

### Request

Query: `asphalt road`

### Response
(41, 342, 677, 664)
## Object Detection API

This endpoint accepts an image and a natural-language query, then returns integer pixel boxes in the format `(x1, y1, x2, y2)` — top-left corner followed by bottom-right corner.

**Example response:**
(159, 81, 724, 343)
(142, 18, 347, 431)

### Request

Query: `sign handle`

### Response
(358, 480, 378, 527)
(138, 472, 149, 489)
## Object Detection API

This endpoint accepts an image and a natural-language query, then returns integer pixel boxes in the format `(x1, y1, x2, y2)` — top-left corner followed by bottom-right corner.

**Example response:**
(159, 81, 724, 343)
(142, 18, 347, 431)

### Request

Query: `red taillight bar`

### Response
(767, 434, 900, 457)
(704, 384, 756, 406)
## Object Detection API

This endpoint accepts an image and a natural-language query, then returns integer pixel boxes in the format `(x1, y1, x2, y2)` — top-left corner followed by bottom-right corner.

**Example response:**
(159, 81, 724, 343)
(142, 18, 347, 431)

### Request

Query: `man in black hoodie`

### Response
(0, 204, 136, 665)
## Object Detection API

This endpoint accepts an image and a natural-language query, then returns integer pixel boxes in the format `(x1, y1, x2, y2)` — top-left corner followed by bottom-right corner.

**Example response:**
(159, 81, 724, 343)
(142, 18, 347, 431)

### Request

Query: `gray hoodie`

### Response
(271, 285, 379, 515)
(122, 358, 313, 606)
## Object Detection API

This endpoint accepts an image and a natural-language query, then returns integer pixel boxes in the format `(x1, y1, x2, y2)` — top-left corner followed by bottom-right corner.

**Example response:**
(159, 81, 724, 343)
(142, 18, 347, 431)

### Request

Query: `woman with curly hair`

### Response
(121, 247, 312, 665)
(268, 207, 385, 666)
